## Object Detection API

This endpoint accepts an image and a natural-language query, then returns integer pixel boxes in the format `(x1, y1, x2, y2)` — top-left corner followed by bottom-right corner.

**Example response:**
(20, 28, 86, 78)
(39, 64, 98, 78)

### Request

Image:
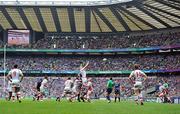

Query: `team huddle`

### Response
(5, 63, 170, 105)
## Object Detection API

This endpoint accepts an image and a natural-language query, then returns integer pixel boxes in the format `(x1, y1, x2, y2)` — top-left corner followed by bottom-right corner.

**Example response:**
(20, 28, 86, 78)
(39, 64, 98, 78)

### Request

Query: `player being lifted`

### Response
(6, 64, 24, 103)
(79, 61, 89, 85)
(129, 64, 147, 105)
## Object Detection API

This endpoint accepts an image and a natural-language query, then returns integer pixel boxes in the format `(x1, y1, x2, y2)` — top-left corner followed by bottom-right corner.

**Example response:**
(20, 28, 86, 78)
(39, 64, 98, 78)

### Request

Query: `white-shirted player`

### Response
(72, 77, 80, 94)
(79, 61, 89, 85)
(70, 76, 82, 102)
(62, 77, 73, 102)
(40, 76, 48, 100)
(86, 78, 93, 102)
(129, 64, 147, 105)
(6, 64, 24, 103)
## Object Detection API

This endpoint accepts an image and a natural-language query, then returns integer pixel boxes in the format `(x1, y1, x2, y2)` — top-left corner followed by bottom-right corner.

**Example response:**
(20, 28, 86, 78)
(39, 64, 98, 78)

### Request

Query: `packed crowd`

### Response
(0, 54, 179, 71)
(32, 31, 180, 49)
(1, 31, 179, 49)
(0, 76, 179, 98)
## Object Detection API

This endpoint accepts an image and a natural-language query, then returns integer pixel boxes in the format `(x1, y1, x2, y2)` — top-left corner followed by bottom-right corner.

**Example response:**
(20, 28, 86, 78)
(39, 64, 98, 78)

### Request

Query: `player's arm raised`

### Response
(81, 61, 89, 71)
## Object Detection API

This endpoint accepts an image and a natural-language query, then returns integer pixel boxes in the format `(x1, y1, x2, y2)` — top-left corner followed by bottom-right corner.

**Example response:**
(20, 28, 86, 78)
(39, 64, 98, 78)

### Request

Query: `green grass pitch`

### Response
(0, 100, 179, 114)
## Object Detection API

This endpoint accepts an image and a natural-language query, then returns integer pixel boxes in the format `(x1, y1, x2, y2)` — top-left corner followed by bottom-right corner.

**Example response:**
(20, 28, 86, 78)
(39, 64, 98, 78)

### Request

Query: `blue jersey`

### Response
(114, 83, 120, 90)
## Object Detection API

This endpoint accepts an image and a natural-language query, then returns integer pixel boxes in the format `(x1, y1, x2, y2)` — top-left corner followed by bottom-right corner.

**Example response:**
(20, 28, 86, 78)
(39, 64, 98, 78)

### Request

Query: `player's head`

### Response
(88, 78, 92, 81)
(110, 77, 113, 80)
(77, 75, 80, 79)
(79, 73, 82, 78)
(44, 76, 48, 80)
(68, 77, 71, 80)
(134, 64, 140, 70)
(14, 64, 18, 68)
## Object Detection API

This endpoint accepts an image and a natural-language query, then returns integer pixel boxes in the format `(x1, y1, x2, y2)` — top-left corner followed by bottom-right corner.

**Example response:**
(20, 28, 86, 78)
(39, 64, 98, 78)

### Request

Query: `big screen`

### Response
(8, 30, 30, 45)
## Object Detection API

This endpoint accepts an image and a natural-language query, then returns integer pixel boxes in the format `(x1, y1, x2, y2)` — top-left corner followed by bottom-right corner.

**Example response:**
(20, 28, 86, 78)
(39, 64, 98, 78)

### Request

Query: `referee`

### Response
(106, 78, 114, 103)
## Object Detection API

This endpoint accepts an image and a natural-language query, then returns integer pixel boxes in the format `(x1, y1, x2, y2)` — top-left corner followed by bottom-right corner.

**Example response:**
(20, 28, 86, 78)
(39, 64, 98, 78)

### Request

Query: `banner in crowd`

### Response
(0, 69, 179, 75)
(0, 45, 179, 53)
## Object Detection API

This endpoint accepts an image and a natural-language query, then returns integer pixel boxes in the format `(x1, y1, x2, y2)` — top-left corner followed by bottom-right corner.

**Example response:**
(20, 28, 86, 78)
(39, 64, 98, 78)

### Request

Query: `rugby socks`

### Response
(118, 97, 120, 102)
(77, 94, 81, 102)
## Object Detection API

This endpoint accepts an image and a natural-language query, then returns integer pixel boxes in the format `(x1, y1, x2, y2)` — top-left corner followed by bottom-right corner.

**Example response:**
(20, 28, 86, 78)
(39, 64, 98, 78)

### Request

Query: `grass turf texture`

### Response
(0, 100, 179, 114)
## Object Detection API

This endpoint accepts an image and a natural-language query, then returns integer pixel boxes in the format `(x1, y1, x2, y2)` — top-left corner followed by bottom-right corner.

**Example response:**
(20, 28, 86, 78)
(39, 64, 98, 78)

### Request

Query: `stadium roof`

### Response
(0, 0, 180, 33)
(0, 0, 132, 6)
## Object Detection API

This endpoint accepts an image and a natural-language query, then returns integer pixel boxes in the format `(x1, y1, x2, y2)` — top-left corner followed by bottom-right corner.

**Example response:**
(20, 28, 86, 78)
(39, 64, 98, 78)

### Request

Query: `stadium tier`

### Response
(0, 54, 179, 74)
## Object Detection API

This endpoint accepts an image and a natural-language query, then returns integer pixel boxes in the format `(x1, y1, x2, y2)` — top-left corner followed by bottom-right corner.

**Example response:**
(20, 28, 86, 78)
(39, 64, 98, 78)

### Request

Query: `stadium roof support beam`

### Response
(1, 7, 17, 29)
(68, 7, 76, 32)
(118, 5, 157, 29)
(144, 3, 180, 19)
(92, 11, 102, 32)
(33, 7, 47, 32)
(155, 0, 180, 11)
(50, 7, 61, 32)
(17, 7, 32, 30)
(117, 9, 143, 30)
(93, 8, 117, 32)
(0, 25, 3, 31)
(85, 7, 91, 33)
(109, 7, 131, 31)
(167, 0, 180, 5)
(168, 0, 180, 4)
(134, 4, 172, 28)
(145, 7, 180, 25)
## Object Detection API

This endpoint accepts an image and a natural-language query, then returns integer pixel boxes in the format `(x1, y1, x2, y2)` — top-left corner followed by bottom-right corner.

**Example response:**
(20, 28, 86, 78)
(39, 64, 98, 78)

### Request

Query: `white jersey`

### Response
(129, 70, 146, 82)
(80, 69, 86, 79)
(80, 69, 87, 84)
(40, 79, 48, 89)
(7, 81, 12, 92)
(64, 80, 73, 89)
(87, 81, 93, 91)
(72, 79, 79, 93)
(73, 79, 79, 87)
(8, 68, 23, 84)
(159, 85, 165, 92)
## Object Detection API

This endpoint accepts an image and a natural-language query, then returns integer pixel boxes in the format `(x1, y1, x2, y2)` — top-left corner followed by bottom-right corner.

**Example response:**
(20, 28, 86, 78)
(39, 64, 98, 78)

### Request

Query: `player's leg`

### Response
(77, 92, 81, 102)
(8, 91, 12, 101)
(106, 88, 112, 103)
(114, 92, 117, 102)
(133, 88, 139, 105)
(15, 87, 21, 103)
(40, 88, 45, 101)
(70, 87, 78, 101)
(86, 90, 92, 102)
(80, 91, 86, 102)
(11, 86, 16, 102)
(56, 96, 60, 102)
(117, 91, 120, 102)
(138, 89, 143, 105)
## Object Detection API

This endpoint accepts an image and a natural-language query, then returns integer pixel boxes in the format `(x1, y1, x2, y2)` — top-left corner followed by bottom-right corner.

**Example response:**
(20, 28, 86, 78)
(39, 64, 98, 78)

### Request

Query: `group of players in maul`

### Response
(5, 62, 170, 105)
